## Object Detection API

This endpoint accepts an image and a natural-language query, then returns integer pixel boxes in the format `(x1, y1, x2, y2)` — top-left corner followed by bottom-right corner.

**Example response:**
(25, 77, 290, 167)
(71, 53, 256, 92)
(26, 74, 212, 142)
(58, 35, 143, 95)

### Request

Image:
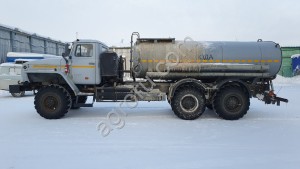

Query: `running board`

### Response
(77, 92, 94, 96)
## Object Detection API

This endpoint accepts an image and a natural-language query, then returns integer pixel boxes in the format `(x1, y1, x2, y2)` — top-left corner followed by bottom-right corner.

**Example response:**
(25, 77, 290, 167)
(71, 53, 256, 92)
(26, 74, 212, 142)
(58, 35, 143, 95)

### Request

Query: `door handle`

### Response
(89, 62, 95, 65)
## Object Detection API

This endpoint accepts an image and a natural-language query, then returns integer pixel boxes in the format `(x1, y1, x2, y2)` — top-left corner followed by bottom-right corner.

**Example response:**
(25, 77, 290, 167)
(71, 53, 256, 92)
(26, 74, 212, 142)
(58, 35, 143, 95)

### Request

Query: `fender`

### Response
(168, 78, 206, 101)
(216, 78, 251, 98)
(26, 72, 80, 95)
(19, 58, 80, 95)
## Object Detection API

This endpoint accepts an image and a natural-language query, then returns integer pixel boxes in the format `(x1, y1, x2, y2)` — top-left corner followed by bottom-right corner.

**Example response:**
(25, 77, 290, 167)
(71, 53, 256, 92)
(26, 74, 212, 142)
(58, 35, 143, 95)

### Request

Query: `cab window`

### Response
(75, 44, 93, 57)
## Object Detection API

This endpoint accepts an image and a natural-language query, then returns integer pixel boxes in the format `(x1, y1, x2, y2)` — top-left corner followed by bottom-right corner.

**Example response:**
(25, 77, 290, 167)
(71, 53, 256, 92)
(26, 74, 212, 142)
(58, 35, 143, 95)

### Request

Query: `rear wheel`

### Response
(171, 86, 206, 120)
(11, 91, 25, 97)
(34, 85, 72, 119)
(213, 86, 249, 120)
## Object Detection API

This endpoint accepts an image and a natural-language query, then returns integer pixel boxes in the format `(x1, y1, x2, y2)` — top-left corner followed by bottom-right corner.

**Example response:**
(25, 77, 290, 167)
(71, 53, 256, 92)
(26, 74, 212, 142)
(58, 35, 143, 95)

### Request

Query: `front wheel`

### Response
(34, 85, 72, 119)
(171, 87, 206, 120)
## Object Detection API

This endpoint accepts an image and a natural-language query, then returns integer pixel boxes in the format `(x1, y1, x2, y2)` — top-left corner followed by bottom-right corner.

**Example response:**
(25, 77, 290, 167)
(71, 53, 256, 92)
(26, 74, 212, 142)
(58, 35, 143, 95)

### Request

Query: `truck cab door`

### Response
(70, 43, 98, 84)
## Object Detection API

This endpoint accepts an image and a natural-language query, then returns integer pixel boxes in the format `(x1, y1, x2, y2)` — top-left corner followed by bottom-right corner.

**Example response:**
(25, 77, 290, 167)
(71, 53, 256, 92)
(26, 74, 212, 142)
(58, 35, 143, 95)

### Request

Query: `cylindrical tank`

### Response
(132, 38, 282, 80)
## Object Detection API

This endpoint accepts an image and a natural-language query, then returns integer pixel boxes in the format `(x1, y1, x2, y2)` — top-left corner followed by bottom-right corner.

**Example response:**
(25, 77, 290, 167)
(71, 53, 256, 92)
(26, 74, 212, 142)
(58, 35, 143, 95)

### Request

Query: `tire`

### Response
(71, 96, 87, 109)
(34, 85, 72, 119)
(11, 91, 25, 97)
(213, 86, 250, 120)
(171, 87, 206, 120)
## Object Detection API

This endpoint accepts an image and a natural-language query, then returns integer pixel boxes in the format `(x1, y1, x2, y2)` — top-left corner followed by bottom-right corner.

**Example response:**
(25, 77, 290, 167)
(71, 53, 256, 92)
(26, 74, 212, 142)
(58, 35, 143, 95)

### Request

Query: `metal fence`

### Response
(0, 24, 65, 63)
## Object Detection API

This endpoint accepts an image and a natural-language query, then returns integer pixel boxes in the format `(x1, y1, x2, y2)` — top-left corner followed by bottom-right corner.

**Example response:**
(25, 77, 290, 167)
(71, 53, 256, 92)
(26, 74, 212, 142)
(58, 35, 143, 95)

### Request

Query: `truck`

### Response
(9, 32, 288, 120)
(0, 62, 24, 97)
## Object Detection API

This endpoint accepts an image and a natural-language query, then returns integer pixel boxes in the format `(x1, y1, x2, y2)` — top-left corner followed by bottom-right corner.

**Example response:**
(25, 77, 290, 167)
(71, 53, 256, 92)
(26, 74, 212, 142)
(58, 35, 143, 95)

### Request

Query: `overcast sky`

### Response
(0, 0, 299, 46)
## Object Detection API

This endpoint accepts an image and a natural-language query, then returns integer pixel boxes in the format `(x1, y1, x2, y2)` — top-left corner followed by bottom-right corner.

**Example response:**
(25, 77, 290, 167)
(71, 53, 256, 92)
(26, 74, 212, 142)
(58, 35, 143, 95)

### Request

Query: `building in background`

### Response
(279, 47, 300, 77)
(0, 24, 65, 63)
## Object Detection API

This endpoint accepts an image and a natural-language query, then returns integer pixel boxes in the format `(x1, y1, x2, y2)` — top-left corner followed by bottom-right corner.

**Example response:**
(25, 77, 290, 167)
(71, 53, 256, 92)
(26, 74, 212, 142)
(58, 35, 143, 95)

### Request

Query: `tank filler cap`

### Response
(257, 39, 263, 42)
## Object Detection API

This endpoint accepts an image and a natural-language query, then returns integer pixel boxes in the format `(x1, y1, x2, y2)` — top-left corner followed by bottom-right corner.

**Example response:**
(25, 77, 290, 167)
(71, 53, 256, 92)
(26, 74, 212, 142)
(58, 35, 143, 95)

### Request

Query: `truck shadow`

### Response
(66, 106, 219, 120)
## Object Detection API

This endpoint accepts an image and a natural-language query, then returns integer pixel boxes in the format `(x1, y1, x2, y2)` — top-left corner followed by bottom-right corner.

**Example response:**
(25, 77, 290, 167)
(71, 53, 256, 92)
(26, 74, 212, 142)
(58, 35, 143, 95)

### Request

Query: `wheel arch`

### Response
(168, 78, 206, 101)
(216, 79, 251, 98)
(27, 72, 79, 95)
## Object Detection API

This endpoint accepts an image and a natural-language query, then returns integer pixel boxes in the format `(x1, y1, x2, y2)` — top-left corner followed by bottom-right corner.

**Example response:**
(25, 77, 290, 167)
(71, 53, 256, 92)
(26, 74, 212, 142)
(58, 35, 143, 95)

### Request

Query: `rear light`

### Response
(64, 64, 70, 74)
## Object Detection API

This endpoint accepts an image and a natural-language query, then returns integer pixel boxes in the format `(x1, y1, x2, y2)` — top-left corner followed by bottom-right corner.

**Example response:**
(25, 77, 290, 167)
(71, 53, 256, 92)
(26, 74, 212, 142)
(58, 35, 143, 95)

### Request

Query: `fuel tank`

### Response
(132, 38, 282, 80)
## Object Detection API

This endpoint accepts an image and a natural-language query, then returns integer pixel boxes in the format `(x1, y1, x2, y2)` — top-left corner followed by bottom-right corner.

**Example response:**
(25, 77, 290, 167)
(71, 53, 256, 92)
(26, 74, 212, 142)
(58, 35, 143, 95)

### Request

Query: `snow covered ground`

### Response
(0, 76, 299, 169)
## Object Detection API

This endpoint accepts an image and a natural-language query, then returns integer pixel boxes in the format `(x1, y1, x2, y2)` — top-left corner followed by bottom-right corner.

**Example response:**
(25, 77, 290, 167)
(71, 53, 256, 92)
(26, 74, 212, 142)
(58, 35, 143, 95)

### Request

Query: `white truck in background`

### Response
(0, 62, 24, 97)
(1, 52, 60, 97)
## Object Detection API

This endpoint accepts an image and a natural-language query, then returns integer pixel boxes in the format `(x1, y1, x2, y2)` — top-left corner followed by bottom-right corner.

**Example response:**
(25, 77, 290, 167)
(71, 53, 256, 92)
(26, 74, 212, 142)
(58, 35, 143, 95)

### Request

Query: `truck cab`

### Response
(17, 39, 117, 91)
(68, 40, 108, 85)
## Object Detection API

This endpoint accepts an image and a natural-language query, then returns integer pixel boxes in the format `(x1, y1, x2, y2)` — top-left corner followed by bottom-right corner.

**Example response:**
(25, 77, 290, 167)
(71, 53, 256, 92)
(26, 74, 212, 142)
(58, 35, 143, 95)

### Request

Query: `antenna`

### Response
(76, 32, 79, 40)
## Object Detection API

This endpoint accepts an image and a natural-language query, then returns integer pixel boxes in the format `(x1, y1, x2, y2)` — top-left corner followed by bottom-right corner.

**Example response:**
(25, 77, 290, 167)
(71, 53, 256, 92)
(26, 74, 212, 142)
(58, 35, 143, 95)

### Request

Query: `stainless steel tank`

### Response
(132, 38, 282, 80)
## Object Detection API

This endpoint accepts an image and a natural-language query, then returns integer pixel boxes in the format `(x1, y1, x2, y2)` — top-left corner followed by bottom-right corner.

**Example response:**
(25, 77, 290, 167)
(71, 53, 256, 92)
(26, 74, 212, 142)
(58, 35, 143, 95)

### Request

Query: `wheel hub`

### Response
(44, 96, 58, 111)
(180, 94, 199, 113)
(225, 95, 241, 111)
